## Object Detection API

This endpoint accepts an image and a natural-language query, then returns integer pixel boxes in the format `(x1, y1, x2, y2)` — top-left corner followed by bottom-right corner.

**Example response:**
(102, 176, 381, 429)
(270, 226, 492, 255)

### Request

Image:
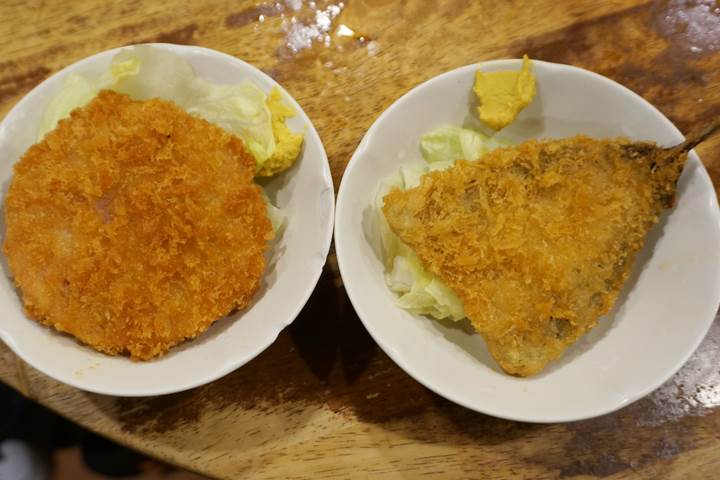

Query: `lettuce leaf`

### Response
(261, 191, 287, 236)
(376, 163, 465, 321)
(38, 74, 103, 139)
(419, 125, 514, 165)
(420, 126, 486, 163)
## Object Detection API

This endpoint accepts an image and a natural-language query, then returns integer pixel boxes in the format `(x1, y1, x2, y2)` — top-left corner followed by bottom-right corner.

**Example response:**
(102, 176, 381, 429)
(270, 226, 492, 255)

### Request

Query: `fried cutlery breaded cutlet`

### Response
(383, 120, 720, 376)
(4, 90, 273, 360)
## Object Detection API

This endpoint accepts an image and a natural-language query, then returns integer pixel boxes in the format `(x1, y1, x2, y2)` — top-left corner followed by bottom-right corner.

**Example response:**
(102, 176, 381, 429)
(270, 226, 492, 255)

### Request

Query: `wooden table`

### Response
(2, 0, 720, 478)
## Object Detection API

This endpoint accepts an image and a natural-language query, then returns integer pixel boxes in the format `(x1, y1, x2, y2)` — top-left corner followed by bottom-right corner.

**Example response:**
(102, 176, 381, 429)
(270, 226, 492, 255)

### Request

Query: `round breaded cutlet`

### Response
(3, 90, 273, 360)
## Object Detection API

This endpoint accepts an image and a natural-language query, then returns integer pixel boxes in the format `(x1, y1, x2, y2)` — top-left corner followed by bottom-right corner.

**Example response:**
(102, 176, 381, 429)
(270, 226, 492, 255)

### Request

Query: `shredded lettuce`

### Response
(419, 125, 513, 164)
(420, 126, 485, 163)
(38, 74, 103, 139)
(38, 46, 276, 166)
(376, 162, 465, 321)
(379, 126, 511, 322)
(261, 191, 286, 236)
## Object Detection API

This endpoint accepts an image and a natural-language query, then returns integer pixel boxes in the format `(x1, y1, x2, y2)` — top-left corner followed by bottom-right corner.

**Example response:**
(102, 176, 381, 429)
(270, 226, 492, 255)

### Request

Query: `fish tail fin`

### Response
(672, 116, 720, 155)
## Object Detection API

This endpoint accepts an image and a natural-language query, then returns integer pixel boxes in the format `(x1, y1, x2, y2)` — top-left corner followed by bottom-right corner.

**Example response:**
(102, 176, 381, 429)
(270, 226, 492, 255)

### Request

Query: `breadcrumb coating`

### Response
(4, 90, 273, 360)
(383, 136, 685, 376)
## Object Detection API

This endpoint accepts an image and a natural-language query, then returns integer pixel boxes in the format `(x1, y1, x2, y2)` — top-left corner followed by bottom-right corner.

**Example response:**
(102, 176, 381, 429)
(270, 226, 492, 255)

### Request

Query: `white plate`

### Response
(335, 59, 720, 423)
(0, 44, 334, 396)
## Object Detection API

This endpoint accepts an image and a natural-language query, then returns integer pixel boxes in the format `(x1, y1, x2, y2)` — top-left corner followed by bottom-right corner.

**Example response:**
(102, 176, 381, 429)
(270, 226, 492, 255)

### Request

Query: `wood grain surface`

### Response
(2, 0, 720, 478)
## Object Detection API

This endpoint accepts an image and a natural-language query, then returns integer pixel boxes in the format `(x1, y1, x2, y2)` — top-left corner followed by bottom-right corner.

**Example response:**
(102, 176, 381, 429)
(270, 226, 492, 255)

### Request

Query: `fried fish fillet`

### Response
(383, 122, 719, 376)
(4, 90, 273, 360)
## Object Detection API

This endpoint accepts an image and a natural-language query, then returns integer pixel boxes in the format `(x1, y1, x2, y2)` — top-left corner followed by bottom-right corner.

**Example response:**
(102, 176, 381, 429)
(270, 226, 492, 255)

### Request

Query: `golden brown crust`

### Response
(4, 90, 272, 360)
(383, 136, 681, 376)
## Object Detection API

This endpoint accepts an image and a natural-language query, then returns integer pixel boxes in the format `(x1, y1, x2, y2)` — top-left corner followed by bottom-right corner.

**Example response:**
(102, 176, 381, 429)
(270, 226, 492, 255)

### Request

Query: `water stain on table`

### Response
(653, 0, 720, 55)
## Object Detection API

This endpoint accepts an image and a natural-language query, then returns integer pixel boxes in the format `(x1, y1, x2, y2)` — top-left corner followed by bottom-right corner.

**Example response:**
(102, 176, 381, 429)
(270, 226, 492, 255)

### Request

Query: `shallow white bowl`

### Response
(335, 59, 720, 423)
(0, 44, 334, 396)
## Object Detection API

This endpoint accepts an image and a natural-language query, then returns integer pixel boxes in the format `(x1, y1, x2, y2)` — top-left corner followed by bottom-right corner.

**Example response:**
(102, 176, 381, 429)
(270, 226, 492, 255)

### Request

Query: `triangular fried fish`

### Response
(383, 120, 720, 376)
